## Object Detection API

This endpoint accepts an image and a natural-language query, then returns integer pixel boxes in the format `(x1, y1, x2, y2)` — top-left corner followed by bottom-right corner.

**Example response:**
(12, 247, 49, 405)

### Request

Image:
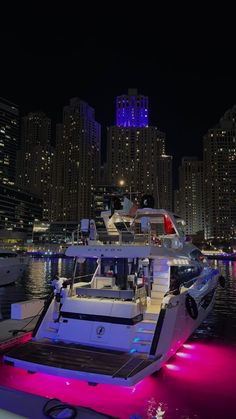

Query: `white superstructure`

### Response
(4, 205, 221, 386)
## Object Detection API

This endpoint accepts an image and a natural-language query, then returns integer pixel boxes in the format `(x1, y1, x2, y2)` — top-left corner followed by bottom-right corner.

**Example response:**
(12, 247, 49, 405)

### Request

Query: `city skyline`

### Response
(1, 31, 236, 168)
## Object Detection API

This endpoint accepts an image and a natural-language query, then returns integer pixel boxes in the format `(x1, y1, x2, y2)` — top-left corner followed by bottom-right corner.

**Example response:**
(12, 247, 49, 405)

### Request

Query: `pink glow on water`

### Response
(1, 341, 236, 418)
(182, 343, 195, 349)
(232, 261, 236, 278)
(175, 351, 192, 359)
(165, 363, 180, 371)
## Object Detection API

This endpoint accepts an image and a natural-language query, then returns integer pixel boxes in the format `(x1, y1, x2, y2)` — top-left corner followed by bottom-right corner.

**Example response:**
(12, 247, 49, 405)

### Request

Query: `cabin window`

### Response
(170, 265, 202, 289)
(190, 249, 205, 262)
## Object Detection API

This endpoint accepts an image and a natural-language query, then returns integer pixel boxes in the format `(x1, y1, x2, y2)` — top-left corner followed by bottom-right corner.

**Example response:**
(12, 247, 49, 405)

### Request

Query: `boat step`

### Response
(135, 331, 154, 342)
(152, 284, 169, 293)
(132, 340, 151, 353)
(44, 331, 58, 339)
(137, 320, 156, 331)
(153, 261, 169, 267)
(151, 296, 164, 304)
(151, 291, 165, 299)
(153, 275, 169, 280)
(48, 322, 60, 331)
(144, 311, 159, 321)
(152, 277, 169, 286)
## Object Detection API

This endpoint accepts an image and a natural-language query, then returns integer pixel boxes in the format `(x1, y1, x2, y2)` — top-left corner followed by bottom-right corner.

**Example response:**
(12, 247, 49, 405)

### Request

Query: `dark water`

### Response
(0, 258, 236, 418)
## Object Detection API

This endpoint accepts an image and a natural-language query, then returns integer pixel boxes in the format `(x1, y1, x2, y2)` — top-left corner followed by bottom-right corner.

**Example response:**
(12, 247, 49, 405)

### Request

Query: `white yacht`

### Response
(4, 202, 223, 386)
(0, 249, 28, 286)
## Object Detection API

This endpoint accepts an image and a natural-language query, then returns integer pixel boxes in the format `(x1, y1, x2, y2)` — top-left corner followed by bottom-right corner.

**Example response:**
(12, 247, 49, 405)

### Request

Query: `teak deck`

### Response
(5, 340, 157, 379)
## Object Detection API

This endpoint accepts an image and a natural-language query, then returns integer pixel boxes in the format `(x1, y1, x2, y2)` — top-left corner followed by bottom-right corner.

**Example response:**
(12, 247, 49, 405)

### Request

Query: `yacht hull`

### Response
(0, 260, 28, 286)
(4, 274, 219, 386)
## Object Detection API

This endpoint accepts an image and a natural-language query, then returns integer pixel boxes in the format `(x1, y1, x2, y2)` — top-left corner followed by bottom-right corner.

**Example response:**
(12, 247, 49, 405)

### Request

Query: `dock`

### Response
(0, 386, 118, 418)
(0, 298, 45, 353)
(0, 316, 39, 352)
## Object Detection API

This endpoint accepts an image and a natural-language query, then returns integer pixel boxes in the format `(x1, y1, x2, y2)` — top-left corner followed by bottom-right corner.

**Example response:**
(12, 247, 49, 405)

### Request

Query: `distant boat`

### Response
(4, 203, 223, 386)
(0, 249, 28, 286)
(203, 252, 236, 261)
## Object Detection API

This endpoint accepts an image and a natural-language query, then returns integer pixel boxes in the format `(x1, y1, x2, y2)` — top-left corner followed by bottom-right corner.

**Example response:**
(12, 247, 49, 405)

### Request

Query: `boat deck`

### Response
(4, 339, 157, 379)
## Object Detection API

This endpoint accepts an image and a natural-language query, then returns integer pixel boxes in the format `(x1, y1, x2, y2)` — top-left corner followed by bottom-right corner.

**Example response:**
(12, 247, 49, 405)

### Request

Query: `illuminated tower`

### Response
(107, 89, 172, 210)
(116, 89, 149, 128)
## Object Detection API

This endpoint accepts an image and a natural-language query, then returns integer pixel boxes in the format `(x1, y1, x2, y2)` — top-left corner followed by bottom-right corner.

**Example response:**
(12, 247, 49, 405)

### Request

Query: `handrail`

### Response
(90, 263, 100, 288)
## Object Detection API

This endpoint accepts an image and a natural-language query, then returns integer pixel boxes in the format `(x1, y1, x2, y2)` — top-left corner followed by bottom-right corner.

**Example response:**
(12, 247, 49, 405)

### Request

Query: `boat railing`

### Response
(71, 226, 183, 249)
(90, 264, 100, 288)
(92, 233, 183, 249)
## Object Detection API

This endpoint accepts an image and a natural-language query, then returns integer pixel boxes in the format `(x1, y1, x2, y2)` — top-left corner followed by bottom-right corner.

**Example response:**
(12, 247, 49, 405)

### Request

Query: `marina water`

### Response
(0, 257, 236, 418)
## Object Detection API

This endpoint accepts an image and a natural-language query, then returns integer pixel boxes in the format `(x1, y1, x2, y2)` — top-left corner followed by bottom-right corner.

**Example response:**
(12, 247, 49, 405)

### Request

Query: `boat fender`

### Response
(185, 294, 198, 319)
(218, 275, 226, 288)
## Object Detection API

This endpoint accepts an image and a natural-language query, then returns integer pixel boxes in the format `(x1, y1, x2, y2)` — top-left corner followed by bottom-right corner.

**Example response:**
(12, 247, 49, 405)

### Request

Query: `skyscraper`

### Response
(0, 98, 19, 185)
(17, 111, 53, 220)
(51, 98, 101, 221)
(176, 157, 204, 235)
(0, 184, 42, 242)
(107, 89, 172, 209)
(157, 155, 173, 209)
(116, 89, 149, 128)
(204, 105, 236, 239)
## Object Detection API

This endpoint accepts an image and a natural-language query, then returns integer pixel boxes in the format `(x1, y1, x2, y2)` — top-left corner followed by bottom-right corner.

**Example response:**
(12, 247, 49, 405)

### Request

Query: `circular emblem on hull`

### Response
(96, 326, 105, 336)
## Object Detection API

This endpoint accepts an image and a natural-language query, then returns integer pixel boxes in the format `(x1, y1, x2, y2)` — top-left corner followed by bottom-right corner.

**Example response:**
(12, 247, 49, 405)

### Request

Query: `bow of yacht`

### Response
(0, 249, 28, 286)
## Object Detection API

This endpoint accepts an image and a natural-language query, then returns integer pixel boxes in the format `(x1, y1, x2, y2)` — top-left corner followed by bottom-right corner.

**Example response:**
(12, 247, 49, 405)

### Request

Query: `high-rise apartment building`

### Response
(0, 98, 19, 185)
(107, 89, 172, 209)
(0, 184, 42, 242)
(157, 155, 173, 209)
(176, 157, 204, 235)
(204, 105, 236, 239)
(17, 112, 53, 220)
(51, 98, 101, 221)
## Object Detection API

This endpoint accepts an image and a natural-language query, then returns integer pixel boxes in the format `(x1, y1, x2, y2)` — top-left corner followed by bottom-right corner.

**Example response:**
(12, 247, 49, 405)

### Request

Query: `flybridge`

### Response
(69, 208, 186, 250)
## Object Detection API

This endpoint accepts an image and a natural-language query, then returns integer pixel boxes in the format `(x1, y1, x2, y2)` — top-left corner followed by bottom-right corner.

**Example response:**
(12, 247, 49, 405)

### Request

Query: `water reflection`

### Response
(0, 257, 93, 318)
(1, 341, 235, 418)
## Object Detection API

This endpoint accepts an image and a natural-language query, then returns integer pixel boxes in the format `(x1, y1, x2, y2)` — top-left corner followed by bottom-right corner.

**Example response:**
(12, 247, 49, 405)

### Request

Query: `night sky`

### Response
(1, 28, 236, 171)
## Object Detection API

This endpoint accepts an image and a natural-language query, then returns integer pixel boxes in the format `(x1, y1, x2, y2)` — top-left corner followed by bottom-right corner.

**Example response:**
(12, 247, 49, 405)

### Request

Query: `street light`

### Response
(118, 179, 132, 200)
(118, 179, 125, 187)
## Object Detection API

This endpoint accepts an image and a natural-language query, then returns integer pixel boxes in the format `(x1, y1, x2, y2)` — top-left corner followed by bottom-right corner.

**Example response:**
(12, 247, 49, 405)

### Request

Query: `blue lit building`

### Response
(116, 89, 149, 128)
(107, 89, 173, 210)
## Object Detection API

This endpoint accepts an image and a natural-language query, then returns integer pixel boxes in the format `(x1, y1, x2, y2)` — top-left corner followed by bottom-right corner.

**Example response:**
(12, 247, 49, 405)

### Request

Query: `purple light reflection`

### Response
(0, 341, 236, 418)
